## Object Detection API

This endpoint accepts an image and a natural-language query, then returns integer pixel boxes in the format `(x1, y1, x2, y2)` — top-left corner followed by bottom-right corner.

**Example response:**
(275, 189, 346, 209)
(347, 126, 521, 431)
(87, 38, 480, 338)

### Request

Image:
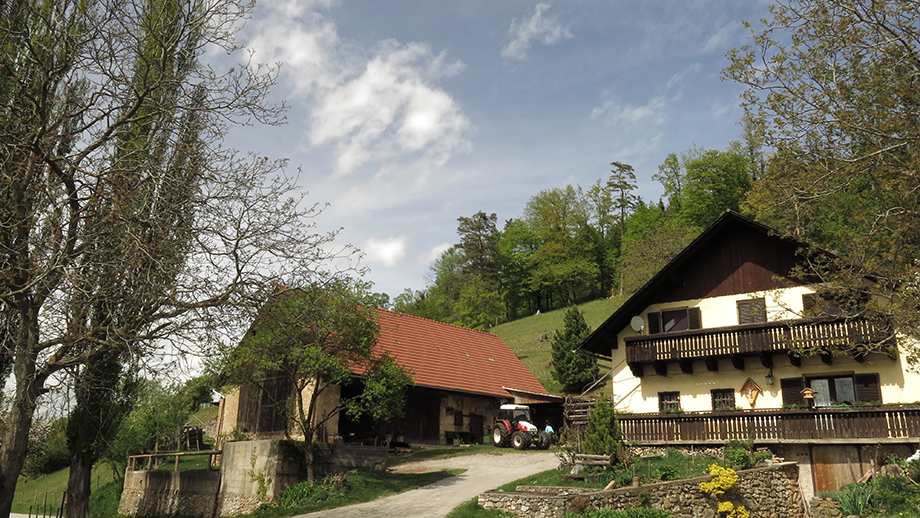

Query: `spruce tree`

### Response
(551, 307, 600, 393)
(583, 395, 627, 465)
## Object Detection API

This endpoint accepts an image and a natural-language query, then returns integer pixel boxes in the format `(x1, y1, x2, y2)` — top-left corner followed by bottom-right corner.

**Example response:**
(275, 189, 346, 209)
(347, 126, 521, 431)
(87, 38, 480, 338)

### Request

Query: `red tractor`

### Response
(491, 404, 551, 450)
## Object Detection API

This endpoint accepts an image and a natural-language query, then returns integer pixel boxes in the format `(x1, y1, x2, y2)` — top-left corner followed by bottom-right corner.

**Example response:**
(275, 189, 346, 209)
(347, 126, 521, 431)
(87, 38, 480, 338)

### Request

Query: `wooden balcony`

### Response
(625, 318, 892, 376)
(617, 406, 920, 445)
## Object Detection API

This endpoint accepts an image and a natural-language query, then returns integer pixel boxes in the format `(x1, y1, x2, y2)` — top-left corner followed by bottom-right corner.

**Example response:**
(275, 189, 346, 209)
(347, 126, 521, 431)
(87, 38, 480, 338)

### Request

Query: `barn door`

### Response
(812, 445, 863, 493)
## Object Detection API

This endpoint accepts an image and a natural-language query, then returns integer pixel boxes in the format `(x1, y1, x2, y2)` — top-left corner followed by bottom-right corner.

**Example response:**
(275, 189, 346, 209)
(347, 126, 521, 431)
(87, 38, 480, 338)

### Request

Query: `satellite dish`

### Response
(630, 315, 645, 333)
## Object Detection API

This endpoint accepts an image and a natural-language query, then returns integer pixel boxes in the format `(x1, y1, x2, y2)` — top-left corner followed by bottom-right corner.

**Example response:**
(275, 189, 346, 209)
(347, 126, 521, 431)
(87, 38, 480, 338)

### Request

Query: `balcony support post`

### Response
(679, 359, 693, 374)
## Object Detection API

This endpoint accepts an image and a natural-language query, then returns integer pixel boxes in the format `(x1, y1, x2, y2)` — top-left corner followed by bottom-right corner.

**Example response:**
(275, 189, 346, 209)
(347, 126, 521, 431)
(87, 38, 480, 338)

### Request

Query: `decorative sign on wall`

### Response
(740, 377, 763, 407)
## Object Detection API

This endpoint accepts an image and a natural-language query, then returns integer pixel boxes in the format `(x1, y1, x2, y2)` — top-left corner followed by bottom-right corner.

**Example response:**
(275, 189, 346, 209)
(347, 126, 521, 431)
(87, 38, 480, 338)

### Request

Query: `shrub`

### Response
(278, 473, 347, 508)
(583, 396, 627, 466)
(836, 482, 875, 517)
(699, 464, 738, 496)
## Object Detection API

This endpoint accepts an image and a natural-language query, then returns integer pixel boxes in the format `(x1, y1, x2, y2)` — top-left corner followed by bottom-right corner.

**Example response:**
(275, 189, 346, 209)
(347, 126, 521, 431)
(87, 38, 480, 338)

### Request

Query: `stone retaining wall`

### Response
(119, 440, 388, 517)
(118, 470, 221, 518)
(479, 462, 805, 518)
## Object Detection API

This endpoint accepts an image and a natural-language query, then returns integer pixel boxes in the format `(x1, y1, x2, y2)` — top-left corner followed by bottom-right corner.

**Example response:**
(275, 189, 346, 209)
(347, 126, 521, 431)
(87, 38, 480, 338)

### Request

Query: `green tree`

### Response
(455, 275, 506, 330)
(608, 162, 639, 238)
(619, 205, 699, 295)
(653, 153, 686, 213)
(551, 308, 600, 393)
(524, 186, 601, 307)
(680, 148, 753, 229)
(582, 395, 627, 465)
(215, 285, 413, 481)
(455, 211, 502, 285)
(102, 380, 200, 482)
(0, 0, 346, 511)
(498, 218, 541, 318)
(726, 0, 920, 359)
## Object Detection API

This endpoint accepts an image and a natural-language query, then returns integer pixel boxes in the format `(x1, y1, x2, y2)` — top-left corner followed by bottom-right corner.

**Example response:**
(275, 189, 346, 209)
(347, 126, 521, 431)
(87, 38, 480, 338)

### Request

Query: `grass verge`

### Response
(490, 297, 625, 395)
(244, 468, 463, 518)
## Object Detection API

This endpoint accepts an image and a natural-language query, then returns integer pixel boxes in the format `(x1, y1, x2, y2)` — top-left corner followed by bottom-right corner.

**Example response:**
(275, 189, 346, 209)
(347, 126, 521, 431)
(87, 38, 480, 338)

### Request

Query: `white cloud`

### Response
(422, 242, 452, 264)
(245, 2, 471, 175)
(502, 3, 573, 61)
(364, 236, 409, 267)
(591, 65, 702, 127)
(591, 92, 668, 126)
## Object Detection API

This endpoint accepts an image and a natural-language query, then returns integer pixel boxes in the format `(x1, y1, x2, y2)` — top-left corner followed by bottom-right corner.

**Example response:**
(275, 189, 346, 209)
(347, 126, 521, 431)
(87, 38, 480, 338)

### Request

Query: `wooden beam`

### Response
(788, 352, 801, 367)
(679, 359, 693, 374)
(760, 352, 773, 369)
(653, 361, 668, 377)
(628, 362, 645, 377)
(731, 354, 746, 371)
(705, 357, 719, 372)
(821, 349, 833, 365)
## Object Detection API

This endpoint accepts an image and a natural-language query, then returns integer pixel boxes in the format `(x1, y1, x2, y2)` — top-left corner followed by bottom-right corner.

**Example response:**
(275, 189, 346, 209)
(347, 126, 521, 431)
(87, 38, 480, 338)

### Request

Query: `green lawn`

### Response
(490, 296, 625, 395)
(11, 463, 119, 516)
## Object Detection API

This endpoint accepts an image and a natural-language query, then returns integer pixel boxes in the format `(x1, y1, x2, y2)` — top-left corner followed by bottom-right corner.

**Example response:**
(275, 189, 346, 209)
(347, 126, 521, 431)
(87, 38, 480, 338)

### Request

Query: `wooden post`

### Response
(175, 454, 179, 471)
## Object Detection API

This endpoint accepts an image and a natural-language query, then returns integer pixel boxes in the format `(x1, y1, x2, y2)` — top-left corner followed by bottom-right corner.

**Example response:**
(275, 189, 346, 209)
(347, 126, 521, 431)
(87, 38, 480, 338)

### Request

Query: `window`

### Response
(737, 298, 767, 325)
(659, 391, 680, 412)
(802, 290, 869, 318)
(648, 307, 701, 334)
(711, 389, 735, 410)
(780, 373, 881, 407)
(454, 411, 464, 426)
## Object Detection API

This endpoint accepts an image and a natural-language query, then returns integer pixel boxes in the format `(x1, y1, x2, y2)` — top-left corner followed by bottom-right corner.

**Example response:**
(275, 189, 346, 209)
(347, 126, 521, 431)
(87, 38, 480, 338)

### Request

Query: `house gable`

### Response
(580, 211, 809, 355)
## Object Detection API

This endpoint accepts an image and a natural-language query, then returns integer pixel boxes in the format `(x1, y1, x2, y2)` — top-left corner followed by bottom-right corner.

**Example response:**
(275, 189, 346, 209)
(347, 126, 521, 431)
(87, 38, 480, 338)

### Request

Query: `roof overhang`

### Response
(502, 386, 563, 404)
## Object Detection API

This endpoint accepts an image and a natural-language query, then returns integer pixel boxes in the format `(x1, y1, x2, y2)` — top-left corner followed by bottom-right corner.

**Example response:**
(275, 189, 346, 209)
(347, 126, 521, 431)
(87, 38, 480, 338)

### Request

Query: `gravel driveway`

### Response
(294, 451, 559, 518)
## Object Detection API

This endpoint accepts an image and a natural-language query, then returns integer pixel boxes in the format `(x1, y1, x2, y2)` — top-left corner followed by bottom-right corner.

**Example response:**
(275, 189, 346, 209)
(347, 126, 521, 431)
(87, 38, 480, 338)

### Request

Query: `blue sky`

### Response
(226, 0, 773, 300)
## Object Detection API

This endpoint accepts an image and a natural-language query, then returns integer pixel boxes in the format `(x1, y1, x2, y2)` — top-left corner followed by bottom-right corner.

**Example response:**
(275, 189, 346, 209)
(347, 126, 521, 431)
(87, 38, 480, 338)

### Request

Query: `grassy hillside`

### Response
(489, 296, 626, 395)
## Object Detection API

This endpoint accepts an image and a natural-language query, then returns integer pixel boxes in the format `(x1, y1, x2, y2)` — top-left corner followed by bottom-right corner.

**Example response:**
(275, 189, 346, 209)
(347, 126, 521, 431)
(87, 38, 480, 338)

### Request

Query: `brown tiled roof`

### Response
(373, 308, 556, 399)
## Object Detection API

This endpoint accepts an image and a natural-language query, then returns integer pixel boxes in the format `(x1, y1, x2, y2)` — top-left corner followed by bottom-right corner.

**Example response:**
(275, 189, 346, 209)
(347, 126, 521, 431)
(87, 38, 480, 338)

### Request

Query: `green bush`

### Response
(277, 473, 347, 508)
(836, 482, 875, 517)
(22, 419, 71, 477)
(723, 440, 771, 470)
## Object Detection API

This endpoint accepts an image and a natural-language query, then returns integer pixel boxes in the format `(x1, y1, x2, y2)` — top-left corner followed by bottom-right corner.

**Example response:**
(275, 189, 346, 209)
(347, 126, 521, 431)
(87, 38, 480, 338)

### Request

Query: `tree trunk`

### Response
(304, 444, 315, 483)
(0, 348, 44, 518)
(66, 453, 94, 518)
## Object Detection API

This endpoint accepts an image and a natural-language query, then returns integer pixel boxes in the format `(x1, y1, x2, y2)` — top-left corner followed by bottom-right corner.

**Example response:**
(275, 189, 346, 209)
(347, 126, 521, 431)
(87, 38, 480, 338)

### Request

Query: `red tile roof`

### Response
(373, 308, 556, 400)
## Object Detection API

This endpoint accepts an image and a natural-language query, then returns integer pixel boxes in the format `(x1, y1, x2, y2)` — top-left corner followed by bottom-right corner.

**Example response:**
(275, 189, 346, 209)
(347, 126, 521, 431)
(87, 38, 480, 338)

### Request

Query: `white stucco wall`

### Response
(607, 286, 920, 414)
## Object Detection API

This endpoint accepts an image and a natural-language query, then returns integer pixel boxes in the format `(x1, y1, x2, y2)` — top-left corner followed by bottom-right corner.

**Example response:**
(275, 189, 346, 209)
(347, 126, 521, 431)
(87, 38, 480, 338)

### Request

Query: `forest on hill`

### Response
(398, 0, 920, 340)
(392, 123, 764, 330)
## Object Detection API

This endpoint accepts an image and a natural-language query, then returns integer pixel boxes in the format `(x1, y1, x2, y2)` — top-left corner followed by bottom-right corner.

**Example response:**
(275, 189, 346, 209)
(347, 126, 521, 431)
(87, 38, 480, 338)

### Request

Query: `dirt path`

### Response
(294, 451, 559, 518)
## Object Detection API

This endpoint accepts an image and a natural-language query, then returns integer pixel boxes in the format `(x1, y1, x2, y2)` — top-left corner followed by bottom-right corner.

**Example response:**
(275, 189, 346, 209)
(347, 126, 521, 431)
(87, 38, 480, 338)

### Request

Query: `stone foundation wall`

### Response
(118, 470, 221, 518)
(810, 497, 842, 518)
(479, 462, 805, 518)
(119, 440, 389, 517)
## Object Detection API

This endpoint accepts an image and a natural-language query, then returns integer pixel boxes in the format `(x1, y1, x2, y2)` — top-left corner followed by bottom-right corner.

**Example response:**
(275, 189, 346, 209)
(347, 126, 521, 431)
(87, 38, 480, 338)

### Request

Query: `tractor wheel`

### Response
(492, 424, 510, 447)
(536, 431, 551, 450)
(511, 431, 532, 450)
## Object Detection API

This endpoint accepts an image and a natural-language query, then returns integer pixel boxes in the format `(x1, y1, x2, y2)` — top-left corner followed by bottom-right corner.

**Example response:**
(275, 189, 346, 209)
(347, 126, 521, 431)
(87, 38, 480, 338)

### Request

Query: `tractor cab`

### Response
(498, 404, 532, 424)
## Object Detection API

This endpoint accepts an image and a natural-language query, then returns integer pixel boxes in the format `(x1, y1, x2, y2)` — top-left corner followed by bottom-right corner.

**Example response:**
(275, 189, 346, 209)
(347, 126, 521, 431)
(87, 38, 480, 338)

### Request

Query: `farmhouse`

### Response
(578, 211, 920, 498)
(216, 308, 560, 446)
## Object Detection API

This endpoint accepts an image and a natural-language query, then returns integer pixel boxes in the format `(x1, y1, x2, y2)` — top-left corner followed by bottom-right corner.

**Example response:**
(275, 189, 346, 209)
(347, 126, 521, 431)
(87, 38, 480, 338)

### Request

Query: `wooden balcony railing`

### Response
(617, 406, 920, 444)
(625, 318, 891, 365)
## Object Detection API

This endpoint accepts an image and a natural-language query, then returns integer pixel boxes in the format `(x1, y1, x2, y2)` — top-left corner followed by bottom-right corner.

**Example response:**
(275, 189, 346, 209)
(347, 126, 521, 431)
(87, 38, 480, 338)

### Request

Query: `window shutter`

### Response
(802, 293, 818, 316)
(780, 377, 805, 406)
(854, 373, 881, 403)
(688, 307, 702, 330)
(737, 300, 752, 325)
(647, 312, 661, 334)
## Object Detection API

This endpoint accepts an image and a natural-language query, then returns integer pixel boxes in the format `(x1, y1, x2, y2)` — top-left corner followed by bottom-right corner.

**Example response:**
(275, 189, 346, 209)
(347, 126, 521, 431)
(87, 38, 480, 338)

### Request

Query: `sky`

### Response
(224, 0, 774, 300)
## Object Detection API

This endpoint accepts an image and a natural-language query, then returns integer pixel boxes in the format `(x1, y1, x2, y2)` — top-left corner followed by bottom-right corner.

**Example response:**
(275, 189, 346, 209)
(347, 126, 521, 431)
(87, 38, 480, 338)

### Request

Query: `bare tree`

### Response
(0, 1, 353, 515)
